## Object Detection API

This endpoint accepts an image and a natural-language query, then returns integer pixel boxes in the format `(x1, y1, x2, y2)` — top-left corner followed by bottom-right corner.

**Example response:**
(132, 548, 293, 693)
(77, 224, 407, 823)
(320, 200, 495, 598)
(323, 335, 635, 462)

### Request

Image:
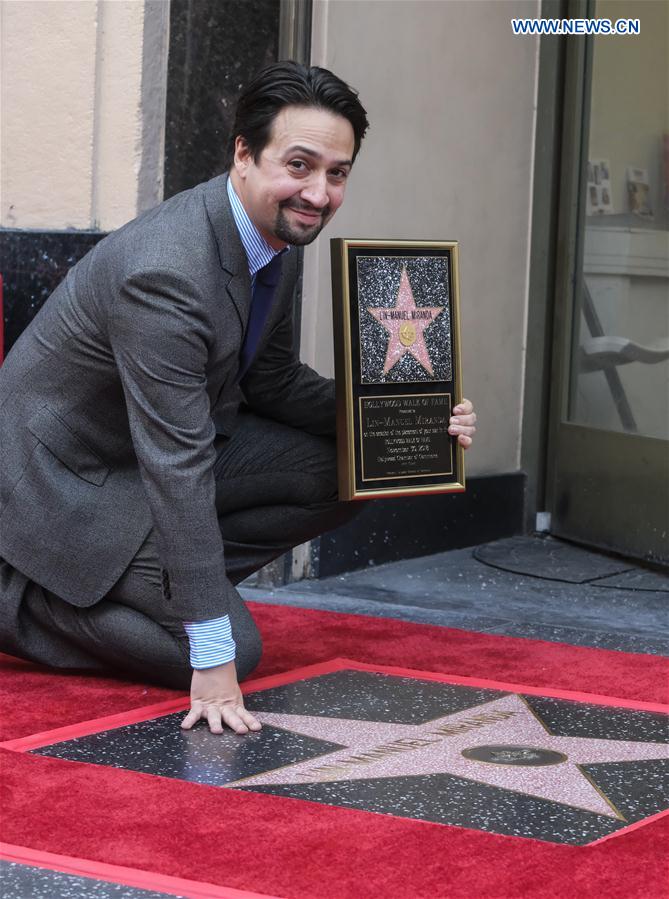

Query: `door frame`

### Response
(520, 0, 569, 532)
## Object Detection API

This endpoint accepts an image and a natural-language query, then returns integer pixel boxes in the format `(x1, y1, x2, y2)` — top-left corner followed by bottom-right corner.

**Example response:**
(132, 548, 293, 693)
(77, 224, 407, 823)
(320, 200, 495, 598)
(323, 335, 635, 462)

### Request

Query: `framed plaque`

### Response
(331, 239, 465, 501)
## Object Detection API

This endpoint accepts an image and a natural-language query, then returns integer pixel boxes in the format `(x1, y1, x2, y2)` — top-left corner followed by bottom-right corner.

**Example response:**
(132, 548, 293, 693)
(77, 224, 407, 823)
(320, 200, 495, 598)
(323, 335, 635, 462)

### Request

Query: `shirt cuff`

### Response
(183, 615, 236, 669)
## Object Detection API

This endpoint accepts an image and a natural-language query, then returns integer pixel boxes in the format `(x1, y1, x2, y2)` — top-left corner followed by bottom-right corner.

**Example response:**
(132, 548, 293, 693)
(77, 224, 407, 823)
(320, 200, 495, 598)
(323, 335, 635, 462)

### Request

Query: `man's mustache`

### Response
(279, 199, 330, 219)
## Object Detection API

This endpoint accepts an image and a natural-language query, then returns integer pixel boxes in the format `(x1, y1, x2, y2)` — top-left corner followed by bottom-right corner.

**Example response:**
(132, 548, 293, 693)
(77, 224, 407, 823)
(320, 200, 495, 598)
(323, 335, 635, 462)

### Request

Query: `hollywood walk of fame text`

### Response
(360, 394, 452, 481)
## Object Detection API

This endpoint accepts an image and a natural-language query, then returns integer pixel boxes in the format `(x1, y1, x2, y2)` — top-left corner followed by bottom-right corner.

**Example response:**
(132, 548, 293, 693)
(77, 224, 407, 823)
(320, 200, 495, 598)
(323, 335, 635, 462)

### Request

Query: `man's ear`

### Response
(233, 136, 252, 178)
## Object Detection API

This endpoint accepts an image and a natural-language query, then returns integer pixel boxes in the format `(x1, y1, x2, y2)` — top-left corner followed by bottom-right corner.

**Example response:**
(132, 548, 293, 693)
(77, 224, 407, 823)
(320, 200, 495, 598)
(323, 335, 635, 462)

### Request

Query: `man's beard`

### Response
(273, 199, 330, 246)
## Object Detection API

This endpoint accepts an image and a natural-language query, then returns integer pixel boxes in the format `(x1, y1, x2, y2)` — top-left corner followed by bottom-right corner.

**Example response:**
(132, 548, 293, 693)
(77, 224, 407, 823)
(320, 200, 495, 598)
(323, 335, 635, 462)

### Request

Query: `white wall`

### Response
(302, 0, 540, 476)
(0, 0, 169, 231)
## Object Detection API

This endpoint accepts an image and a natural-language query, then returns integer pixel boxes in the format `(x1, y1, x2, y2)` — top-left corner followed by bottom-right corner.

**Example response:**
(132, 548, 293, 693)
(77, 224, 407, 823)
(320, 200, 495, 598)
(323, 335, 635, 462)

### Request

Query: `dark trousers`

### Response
(0, 412, 361, 689)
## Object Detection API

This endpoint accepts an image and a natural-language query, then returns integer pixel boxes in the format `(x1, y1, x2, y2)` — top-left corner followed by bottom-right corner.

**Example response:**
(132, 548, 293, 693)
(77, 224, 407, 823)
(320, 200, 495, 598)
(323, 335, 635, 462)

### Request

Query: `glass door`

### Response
(547, 0, 669, 563)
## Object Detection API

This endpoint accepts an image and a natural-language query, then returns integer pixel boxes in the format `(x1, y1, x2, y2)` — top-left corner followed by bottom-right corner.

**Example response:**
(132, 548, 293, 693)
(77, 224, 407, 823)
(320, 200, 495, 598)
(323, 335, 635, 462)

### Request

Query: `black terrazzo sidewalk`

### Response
(241, 536, 669, 656)
(0, 862, 183, 899)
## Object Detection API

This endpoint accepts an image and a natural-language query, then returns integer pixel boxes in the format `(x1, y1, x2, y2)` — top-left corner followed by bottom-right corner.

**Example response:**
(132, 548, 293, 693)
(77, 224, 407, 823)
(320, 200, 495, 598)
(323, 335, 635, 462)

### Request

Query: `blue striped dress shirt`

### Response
(184, 177, 287, 670)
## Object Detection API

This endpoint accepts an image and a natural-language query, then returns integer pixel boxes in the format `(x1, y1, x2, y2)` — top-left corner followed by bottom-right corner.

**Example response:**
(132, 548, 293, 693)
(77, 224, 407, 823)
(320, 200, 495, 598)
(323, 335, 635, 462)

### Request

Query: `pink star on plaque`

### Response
(367, 266, 444, 377)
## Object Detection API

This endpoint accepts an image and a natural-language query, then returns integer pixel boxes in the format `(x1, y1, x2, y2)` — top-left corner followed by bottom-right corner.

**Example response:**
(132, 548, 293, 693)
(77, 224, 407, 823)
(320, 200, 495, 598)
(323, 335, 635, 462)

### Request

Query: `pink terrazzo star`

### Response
(227, 694, 669, 819)
(367, 266, 443, 376)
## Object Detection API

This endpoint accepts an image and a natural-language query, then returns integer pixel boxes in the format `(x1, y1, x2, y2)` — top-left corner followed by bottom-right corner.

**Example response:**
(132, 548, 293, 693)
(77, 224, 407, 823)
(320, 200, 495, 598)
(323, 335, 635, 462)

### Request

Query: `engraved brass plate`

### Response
(461, 744, 569, 767)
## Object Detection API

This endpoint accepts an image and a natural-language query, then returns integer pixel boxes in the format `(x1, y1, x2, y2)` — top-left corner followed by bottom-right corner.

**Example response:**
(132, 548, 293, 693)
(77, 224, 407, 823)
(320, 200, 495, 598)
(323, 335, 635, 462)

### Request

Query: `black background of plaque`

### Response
(347, 245, 459, 493)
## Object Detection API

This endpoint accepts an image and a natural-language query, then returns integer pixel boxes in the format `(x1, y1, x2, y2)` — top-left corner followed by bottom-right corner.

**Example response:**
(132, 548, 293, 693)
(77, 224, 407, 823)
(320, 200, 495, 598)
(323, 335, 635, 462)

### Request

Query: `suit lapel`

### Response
(202, 174, 252, 328)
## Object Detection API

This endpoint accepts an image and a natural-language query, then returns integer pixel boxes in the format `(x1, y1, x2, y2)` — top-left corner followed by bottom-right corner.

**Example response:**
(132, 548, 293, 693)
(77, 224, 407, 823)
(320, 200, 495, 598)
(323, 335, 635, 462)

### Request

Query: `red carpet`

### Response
(1, 602, 668, 898)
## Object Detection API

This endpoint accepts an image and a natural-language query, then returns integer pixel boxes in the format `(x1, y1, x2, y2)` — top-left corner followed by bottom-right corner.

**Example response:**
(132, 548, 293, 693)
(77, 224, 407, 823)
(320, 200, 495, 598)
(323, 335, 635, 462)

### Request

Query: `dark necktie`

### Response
(237, 253, 283, 381)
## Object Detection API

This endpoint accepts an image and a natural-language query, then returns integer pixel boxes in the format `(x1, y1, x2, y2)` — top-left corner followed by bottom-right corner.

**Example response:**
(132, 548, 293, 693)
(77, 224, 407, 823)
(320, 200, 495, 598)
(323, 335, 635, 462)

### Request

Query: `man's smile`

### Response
(282, 200, 328, 225)
(291, 208, 321, 223)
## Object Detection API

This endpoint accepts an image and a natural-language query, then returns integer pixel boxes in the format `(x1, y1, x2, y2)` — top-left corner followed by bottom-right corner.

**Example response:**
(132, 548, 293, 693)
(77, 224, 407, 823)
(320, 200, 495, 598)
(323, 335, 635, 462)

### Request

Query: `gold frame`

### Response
(331, 238, 465, 501)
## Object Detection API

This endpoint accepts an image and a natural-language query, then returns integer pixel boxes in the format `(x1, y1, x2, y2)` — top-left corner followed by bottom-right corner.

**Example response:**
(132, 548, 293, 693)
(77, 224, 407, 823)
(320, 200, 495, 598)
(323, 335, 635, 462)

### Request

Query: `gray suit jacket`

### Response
(0, 174, 335, 619)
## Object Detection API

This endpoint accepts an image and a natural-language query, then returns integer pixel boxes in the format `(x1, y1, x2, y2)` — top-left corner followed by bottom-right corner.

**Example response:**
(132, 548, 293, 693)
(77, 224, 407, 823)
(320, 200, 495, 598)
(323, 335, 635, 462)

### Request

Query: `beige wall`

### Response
(301, 0, 540, 475)
(0, 0, 169, 231)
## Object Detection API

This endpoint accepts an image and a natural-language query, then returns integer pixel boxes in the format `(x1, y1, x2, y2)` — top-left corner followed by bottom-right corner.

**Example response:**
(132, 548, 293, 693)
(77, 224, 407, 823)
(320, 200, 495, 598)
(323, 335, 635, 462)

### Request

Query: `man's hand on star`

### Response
(449, 398, 477, 449)
(182, 661, 262, 735)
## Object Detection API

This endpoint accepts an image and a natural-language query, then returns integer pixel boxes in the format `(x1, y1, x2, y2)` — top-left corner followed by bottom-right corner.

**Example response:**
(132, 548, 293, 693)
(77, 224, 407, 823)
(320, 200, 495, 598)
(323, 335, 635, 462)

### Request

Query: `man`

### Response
(0, 62, 476, 736)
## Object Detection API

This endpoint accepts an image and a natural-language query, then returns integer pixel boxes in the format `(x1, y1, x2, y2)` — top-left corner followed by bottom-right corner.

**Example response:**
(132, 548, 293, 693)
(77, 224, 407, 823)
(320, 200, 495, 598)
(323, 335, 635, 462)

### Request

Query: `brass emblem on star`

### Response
(461, 744, 569, 767)
(399, 323, 416, 347)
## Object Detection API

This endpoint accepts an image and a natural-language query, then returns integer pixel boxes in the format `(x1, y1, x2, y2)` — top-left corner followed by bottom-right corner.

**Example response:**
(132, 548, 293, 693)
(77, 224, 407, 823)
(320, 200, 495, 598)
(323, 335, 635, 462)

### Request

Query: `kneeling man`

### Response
(0, 62, 476, 735)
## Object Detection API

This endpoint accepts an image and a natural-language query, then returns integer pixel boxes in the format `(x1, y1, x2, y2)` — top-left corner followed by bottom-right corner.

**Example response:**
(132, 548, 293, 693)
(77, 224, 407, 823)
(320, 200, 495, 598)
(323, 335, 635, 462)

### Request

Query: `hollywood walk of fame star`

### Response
(367, 266, 444, 377)
(227, 694, 669, 820)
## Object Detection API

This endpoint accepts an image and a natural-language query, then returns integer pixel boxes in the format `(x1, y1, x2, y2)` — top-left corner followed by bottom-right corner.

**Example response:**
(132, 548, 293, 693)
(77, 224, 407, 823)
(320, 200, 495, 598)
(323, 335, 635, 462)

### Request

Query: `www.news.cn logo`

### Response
(511, 18, 640, 36)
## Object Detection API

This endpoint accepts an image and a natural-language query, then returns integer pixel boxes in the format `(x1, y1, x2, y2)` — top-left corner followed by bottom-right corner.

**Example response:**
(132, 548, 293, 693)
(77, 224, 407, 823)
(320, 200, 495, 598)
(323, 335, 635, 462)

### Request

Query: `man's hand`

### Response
(449, 398, 477, 449)
(181, 661, 262, 735)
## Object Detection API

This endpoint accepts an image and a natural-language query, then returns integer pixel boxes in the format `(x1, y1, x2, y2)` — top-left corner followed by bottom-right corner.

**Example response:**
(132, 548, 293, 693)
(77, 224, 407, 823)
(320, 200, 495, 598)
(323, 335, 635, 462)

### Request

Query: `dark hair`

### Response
(225, 61, 369, 168)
